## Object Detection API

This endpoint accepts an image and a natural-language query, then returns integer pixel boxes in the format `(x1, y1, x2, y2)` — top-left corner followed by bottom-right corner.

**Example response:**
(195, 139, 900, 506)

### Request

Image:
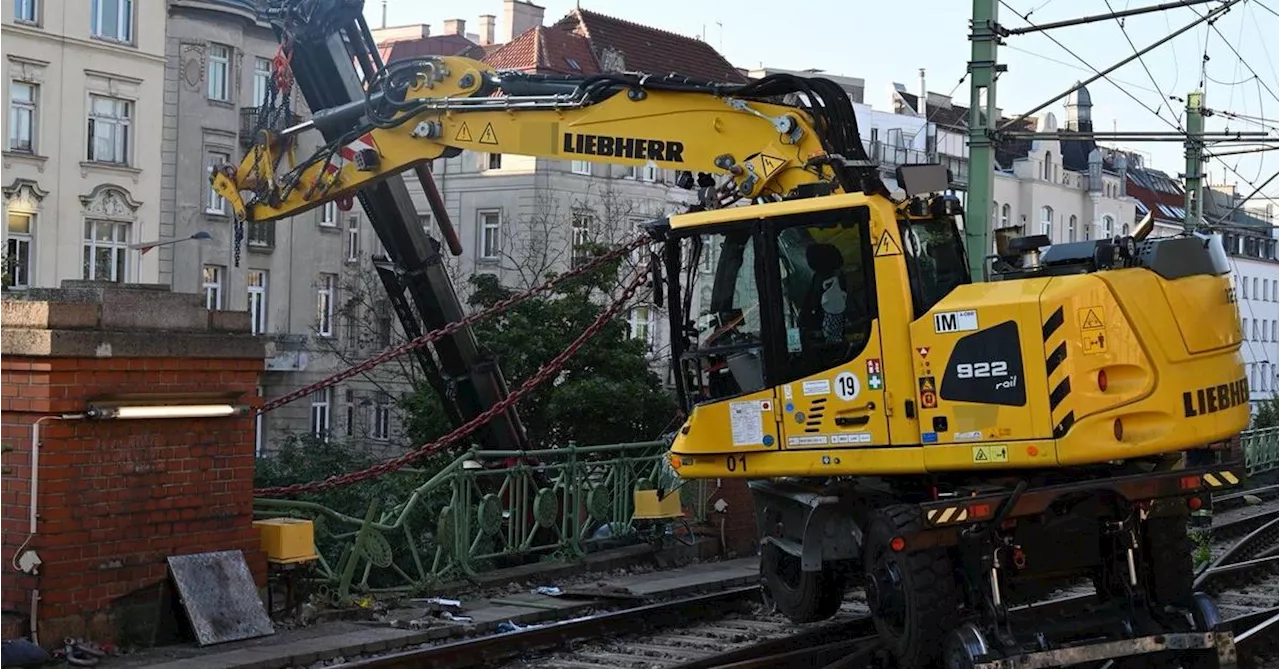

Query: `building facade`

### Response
(3, 0, 166, 291)
(161, 0, 414, 453)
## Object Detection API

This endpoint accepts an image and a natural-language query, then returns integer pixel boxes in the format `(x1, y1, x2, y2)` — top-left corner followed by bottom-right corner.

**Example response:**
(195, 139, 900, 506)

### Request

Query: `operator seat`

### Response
(800, 242, 847, 343)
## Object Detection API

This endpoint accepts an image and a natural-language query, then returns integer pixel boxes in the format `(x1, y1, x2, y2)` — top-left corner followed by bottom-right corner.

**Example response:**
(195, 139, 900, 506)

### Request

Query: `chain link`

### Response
(255, 263, 651, 498)
(256, 235, 650, 416)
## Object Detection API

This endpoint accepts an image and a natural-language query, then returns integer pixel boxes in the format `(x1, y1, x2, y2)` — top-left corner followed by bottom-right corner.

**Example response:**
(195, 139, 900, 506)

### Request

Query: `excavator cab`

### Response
(650, 169, 971, 476)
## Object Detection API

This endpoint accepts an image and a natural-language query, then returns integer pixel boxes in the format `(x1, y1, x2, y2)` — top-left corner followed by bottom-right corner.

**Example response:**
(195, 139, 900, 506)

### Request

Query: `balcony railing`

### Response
(864, 140, 969, 188)
(240, 106, 303, 147)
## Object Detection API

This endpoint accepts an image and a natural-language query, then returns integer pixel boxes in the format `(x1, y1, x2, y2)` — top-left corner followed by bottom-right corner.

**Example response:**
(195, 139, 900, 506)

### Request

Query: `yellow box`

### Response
(253, 517, 319, 564)
(632, 489, 684, 520)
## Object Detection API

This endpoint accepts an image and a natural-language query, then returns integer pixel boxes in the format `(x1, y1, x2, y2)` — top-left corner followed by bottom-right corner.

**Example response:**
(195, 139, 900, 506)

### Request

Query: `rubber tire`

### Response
(1144, 512, 1194, 608)
(864, 504, 963, 669)
(760, 541, 847, 623)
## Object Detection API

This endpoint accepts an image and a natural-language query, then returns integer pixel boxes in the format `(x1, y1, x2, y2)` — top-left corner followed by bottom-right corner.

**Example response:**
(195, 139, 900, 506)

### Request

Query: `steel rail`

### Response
(332, 586, 765, 669)
(664, 621, 878, 669)
(1195, 517, 1280, 590)
(1210, 508, 1280, 539)
(1213, 484, 1280, 511)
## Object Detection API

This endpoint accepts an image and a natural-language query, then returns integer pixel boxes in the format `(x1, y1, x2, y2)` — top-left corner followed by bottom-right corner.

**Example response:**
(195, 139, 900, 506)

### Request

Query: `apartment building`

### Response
(159, 0, 415, 453)
(986, 86, 1137, 248)
(2, 0, 166, 290)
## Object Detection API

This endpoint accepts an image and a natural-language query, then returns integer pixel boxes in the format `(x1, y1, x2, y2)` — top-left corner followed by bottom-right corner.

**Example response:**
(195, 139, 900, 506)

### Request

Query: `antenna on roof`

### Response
(381, 0, 387, 29)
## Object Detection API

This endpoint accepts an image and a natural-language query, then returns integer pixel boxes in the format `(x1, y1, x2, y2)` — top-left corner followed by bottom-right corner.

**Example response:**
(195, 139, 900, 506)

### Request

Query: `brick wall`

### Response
(702, 479, 759, 557)
(1, 282, 266, 647)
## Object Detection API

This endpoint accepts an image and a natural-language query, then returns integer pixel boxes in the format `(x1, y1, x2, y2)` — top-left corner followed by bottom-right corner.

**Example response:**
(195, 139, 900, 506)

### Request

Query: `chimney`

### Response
(380, 0, 387, 29)
(443, 18, 466, 36)
(917, 68, 926, 118)
(502, 0, 545, 43)
(478, 14, 496, 46)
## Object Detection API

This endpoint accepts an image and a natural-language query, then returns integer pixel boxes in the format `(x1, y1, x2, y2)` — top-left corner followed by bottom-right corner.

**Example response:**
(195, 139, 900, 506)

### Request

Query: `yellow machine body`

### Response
(666, 195, 1249, 479)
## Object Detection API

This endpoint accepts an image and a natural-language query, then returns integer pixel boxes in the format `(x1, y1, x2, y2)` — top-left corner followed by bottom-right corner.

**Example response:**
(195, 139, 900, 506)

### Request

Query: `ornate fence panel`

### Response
(1242, 426, 1279, 476)
(253, 440, 698, 598)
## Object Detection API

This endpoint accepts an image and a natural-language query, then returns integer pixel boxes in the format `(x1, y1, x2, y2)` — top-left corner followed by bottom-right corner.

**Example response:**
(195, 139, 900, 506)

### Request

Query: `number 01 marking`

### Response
(725, 454, 748, 472)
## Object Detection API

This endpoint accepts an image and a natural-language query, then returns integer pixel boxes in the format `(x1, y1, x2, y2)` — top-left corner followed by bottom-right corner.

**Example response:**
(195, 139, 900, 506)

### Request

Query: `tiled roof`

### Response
(1126, 169, 1186, 223)
(896, 91, 969, 130)
(483, 26, 600, 75)
(550, 9, 748, 83)
(377, 34, 485, 64)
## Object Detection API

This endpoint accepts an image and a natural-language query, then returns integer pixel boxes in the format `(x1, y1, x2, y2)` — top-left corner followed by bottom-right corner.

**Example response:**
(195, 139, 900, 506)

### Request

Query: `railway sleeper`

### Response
(750, 459, 1249, 669)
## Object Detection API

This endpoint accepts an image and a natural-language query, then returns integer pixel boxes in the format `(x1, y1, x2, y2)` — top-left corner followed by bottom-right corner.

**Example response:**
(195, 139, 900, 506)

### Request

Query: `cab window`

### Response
(899, 215, 969, 318)
(772, 206, 876, 383)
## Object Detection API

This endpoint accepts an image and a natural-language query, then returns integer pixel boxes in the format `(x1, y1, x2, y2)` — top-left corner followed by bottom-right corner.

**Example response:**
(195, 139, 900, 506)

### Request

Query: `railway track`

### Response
(316, 486, 1278, 669)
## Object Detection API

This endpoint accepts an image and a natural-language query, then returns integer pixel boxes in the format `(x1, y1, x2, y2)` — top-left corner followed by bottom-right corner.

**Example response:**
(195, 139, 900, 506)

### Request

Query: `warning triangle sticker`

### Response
(874, 230, 902, 257)
(455, 122, 473, 142)
(478, 123, 499, 145)
(974, 449, 988, 461)
(759, 154, 784, 177)
(1081, 309, 1103, 329)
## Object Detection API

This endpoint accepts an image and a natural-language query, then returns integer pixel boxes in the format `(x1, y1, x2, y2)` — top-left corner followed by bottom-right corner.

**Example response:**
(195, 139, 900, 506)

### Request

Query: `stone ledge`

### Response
(2, 329, 266, 359)
(3, 281, 254, 336)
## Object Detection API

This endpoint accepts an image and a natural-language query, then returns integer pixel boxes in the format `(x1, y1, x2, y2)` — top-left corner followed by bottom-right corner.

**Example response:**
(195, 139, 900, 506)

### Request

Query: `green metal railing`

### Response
(254, 441, 702, 599)
(1242, 426, 1279, 476)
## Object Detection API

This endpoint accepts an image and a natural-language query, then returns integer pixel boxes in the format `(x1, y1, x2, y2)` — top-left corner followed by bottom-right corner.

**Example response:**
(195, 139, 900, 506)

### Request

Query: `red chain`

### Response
(257, 236, 649, 416)
(254, 264, 652, 498)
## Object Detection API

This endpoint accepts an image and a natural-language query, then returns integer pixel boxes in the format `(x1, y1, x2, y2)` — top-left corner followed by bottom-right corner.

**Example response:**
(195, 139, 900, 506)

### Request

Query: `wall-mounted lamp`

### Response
(86, 404, 244, 420)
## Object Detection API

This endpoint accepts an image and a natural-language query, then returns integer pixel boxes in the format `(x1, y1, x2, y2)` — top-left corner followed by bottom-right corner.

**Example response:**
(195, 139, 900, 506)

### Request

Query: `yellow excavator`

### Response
(216, 8, 1250, 666)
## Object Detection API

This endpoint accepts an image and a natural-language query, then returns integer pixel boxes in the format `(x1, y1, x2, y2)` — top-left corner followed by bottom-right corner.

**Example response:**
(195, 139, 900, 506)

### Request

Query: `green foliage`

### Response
(404, 260, 678, 450)
(1251, 392, 1278, 430)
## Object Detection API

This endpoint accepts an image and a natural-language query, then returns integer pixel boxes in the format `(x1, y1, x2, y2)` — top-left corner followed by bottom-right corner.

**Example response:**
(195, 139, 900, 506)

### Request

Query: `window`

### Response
(681, 229, 765, 400)
(1263, 363, 1271, 393)
(371, 398, 391, 440)
(999, 204, 1010, 227)
(320, 201, 337, 227)
(82, 219, 129, 282)
(1040, 206, 1054, 239)
(486, 153, 502, 170)
(309, 387, 331, 440)
(1102, 215, 1114, 239)
(86, 94, 131, 164)
(479, 211, 500, 260)
(5, 211, 34, 289)
(346, 215, 360, 262)
(253, 57, 271, 107)
(773, 206, 876, 384)
(1043, 151, 1052, 180)
(247, 220, 274, 247)
(14, 0, 36, 22)
(571, 160, 591, 176)
(641, 164, 658, 182)
(629, 305, 653, 347)
(247, 270, 267, 334)
(1253, 318, 1259, 341)
(344, 389, 356, 437)
(202, 264, 223, 309)
(1122, 223, 1130, 236)
(8, 82, 36, 153)
(1243, 279, 1249, 300)
(206, 150, 229, 213)
(571, 208, 593, 267)
(90, 0, 133, 42)
(1253, 277, 1259, 300)
(1068, 215, 1077, 242)
(317, 273, 336, 337)
(991, 201, 999, 228)
(208, 44, 230, 101)
(1273, 279, 1278, 302)
(1273, 320, 1278, 342)
(374, 299, 392, 348)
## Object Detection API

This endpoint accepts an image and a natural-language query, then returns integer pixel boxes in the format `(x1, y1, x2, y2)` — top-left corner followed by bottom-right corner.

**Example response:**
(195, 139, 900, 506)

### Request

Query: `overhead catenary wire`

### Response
(1103, 0, 1188, 125)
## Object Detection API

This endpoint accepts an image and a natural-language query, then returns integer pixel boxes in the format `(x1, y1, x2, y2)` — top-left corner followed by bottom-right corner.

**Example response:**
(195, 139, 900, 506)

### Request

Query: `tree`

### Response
(1251, 392, 1278, 430)
(403, 257, 678, 449)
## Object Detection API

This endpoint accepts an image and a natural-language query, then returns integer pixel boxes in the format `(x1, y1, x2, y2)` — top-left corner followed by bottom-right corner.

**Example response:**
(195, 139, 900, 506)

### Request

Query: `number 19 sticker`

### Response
(835, 372, 861, 401)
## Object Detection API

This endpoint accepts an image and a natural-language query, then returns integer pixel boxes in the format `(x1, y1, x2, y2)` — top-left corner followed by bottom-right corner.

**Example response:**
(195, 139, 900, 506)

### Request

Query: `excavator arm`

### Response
(212, 55, 878, 223)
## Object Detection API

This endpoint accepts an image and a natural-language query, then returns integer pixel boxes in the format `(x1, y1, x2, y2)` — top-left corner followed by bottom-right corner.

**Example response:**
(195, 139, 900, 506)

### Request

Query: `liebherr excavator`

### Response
(219, 2, 1251, 666)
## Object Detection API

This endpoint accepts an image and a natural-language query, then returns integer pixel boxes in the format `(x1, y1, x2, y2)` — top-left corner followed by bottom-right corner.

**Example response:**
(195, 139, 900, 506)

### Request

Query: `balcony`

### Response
(239, 106, 303, 148)
(865, 140, 970, 189)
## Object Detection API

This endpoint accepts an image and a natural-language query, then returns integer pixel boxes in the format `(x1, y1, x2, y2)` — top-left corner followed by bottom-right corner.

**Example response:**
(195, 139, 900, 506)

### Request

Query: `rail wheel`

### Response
(760, 541, 847, 623)
(943, 622, 991, 669)
(863, 504, 962, 669)
(1144, 511, 1194, 608)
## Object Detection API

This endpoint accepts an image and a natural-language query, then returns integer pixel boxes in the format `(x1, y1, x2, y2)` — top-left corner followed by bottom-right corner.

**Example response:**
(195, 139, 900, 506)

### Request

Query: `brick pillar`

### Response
(1, 282, 267, 647)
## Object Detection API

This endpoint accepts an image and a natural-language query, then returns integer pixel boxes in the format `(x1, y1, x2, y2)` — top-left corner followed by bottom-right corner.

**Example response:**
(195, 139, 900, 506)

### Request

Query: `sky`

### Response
(365, 0, 1280, 205)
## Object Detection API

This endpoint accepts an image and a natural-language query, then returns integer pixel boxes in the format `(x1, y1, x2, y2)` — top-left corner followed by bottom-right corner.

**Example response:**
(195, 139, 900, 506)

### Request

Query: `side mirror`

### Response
(649, 249, 664, 308)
